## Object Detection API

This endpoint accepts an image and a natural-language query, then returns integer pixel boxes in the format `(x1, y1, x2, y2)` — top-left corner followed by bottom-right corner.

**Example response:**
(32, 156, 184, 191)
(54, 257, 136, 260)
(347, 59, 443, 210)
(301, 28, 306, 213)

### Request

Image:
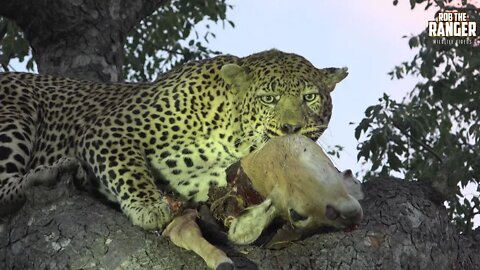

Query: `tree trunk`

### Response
(0, 0, 164, 82)
(1, 176, 478, 270)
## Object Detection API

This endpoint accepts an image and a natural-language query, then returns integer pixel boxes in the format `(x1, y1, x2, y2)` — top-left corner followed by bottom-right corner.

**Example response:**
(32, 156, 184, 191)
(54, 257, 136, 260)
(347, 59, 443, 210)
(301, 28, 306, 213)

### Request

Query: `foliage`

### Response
(0, 0, 234, 81)
(0, 18, 34, 71)
(124, 0, 234, 81)
(356, 0, 480, 232)
(324, 144, 345, 159)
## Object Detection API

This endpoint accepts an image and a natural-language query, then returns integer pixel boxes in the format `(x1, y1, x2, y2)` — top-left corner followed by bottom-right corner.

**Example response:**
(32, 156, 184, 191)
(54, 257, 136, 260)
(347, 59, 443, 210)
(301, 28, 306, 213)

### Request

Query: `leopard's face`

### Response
(221, 50, 348, 147)
(240, 74, 333, 142)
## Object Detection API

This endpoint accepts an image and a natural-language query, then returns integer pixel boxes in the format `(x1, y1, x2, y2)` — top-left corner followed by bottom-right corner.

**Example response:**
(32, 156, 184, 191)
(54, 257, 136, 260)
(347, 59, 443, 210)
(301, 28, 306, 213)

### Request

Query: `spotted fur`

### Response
(0, 49, 348, 230)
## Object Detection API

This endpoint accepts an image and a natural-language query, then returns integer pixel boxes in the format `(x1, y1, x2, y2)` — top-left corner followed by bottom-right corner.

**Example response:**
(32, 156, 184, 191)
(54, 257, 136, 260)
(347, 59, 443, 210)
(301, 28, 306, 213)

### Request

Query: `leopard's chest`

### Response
(147, 136, 247, 202)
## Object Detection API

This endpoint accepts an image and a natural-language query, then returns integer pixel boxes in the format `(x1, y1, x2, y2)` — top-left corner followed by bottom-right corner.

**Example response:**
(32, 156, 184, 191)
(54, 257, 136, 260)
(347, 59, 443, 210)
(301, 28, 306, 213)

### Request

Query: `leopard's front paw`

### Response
(125, 197, 183, 231)
(27, 157, 83, 187)
(228, 198, 277, 245)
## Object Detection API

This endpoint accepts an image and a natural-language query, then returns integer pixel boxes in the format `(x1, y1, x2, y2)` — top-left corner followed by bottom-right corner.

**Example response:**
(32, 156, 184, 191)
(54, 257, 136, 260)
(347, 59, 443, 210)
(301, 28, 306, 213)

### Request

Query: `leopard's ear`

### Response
(319, 67, 348, 92)
(220, 64, 250, 91)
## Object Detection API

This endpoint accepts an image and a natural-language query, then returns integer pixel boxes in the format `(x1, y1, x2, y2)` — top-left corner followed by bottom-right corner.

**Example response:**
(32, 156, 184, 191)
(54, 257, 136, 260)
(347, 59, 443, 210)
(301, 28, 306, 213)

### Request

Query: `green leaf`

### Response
(355, 118, 372, 140)
(387, 151, 402, 171)
(408, 36, 419, 49)
(409, 0, 416, 9)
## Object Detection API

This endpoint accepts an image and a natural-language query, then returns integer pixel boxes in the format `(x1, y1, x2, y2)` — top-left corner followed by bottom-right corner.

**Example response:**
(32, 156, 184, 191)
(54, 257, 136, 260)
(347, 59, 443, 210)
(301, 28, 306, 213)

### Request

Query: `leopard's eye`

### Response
(303, 93, 318, 102)
(259, 95, 276, 105)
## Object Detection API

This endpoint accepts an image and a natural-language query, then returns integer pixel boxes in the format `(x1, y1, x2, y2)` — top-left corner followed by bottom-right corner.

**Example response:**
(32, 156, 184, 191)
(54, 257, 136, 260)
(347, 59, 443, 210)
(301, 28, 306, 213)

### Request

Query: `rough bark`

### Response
(0, 0, 165, 82)
(1, 176, 478, 270)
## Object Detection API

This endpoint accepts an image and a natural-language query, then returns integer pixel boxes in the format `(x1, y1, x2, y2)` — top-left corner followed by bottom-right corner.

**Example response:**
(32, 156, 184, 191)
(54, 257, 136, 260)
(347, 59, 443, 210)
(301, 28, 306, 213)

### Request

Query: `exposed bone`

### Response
(162, 209, 233, 270)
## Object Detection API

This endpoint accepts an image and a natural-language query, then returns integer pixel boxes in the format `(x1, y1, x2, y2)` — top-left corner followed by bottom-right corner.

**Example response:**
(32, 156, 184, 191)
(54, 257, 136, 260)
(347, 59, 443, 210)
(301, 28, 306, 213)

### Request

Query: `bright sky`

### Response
(205, 0, 435, 177)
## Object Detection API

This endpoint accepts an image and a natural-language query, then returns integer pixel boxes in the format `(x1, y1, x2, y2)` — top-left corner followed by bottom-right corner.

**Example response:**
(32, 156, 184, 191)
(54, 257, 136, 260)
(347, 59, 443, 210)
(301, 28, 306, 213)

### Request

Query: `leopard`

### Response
(0, 49, 348, 233)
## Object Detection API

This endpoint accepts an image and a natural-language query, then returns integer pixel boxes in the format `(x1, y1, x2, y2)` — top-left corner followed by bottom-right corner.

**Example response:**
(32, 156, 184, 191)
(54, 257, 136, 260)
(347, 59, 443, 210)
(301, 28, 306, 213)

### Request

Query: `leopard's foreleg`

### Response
(80, 134, 182, 230)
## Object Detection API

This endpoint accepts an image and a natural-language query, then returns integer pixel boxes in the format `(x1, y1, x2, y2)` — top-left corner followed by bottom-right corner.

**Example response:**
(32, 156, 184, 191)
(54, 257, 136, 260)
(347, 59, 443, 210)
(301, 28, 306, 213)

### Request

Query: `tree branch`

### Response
(1, 176, 478, 269)
(0, 0, 166, 82)
(390, 118, 443, 162)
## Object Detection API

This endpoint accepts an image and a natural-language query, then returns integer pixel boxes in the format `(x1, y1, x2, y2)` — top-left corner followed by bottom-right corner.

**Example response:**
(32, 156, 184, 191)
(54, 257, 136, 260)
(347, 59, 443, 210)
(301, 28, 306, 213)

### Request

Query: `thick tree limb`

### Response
(0, 0, 165, 82)
(1, 176, 478, 269)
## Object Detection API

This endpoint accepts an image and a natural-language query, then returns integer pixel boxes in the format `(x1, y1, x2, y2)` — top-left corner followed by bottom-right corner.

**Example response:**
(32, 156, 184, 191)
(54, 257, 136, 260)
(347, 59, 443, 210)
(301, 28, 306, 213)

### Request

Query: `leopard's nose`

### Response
(281, 123, 302, 134)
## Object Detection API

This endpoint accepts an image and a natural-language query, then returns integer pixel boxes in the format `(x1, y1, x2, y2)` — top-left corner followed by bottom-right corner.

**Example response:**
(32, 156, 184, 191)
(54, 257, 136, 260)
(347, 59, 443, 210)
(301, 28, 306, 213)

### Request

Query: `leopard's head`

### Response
(220, 49, 348, 147)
